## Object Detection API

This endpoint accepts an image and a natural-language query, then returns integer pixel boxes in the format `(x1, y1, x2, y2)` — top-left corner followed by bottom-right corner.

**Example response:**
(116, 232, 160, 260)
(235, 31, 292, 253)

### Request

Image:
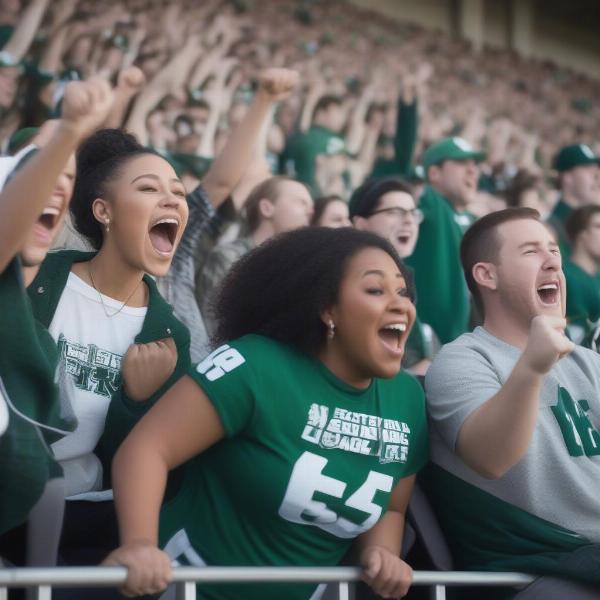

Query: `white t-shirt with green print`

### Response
(48, 272, 146, 497)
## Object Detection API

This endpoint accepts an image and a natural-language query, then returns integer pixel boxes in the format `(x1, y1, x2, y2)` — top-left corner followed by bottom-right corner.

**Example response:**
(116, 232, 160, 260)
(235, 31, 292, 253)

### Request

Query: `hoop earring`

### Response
(327, 320, 335, 340)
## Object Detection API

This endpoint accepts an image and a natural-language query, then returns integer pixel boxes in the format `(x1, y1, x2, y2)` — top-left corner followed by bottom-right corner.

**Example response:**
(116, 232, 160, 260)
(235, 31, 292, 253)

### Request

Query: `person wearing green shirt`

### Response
(405, 136, 484, 344)
(281, 95, 348, 196)
(104, 227, 429, 600)
(0, 78, 114, 537)
(548, 144, 600, 259)
(563, 205, 600, 346)
(350, 176, 440, 376)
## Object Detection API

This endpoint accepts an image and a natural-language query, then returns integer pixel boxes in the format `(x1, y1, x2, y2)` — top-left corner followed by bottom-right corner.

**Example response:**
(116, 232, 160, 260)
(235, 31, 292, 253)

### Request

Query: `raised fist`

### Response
(122, 337, 178, 402)
(523, 315, 575, 375)
(258, 68, 300, 102)
(60, 77, 114, 139)
(117, 66, 146, 95)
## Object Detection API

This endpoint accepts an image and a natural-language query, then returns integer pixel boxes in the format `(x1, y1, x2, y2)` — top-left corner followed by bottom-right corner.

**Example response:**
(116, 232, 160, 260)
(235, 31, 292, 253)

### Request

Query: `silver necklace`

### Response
(87, 262, 143, 318)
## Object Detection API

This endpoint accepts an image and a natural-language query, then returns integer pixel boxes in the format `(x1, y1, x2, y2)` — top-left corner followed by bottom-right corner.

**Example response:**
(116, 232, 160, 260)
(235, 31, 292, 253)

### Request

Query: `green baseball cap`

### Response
(422, 136, 485, 170)
(553, 144, 600, 172)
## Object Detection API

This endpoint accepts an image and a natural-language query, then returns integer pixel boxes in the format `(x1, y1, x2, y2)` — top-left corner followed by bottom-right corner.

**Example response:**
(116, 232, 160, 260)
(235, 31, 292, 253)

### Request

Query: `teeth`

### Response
(42, 207, 60, 216)
(538, 284, 558, 291)
(384, 324, 406, 332)
(154, 218, 179, 226)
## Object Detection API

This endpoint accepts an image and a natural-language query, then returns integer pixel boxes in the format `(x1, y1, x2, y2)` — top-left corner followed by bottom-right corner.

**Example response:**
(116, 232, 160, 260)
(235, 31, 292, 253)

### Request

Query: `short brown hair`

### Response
(244, 176, 305, 233)
(566, 205, 600, 243)
(460, 207, 541, 315)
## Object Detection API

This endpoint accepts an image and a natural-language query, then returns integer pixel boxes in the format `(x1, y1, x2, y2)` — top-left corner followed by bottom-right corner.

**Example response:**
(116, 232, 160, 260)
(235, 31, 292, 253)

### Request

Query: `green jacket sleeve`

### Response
(394, 98, 418, 177)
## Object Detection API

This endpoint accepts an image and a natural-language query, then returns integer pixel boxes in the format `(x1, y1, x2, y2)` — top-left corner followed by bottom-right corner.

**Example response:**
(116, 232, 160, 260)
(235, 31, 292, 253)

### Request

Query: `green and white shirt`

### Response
(160, 335, 428, 600)
(424, 327, 600, 580)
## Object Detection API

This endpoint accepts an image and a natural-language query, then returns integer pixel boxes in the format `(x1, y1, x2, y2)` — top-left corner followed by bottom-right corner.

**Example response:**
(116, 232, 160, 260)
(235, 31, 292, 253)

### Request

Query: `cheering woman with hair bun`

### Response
(28, 128, 191, 564)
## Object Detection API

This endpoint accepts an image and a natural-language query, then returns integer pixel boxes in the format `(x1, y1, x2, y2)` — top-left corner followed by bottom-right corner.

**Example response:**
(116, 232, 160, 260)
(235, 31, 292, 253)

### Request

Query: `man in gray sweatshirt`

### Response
(424, 207, 600, 599)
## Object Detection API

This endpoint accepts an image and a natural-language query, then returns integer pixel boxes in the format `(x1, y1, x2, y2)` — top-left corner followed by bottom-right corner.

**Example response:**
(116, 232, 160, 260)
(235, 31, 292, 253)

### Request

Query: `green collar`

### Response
(28, 250, 181, 343)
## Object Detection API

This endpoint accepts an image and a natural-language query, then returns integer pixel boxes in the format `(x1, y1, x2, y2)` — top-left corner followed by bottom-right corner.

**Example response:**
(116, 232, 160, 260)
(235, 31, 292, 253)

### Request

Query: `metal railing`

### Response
(0, 566, 535, 600)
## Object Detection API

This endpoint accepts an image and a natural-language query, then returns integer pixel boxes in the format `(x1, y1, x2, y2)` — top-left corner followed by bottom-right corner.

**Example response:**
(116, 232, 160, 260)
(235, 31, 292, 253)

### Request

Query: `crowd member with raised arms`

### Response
(0, 77, 113, 543)
(424, 208, 600, 599)
(103, 227, 428, 600)
(27, 127, 191, 566)
(548, 144, 600, 258)
(405, 137, 484, 344)
(350, 176, 439, 375)
(563, 205, 600, 346)
(160, 67, 303, 362)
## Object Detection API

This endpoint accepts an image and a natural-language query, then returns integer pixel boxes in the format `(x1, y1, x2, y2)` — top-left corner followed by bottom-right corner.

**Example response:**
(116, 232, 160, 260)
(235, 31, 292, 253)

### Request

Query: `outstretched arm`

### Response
(0, 77, 114, 274)
(2, 0, 50, 63)
(202, 67, 299, 209)
(355, 475, 415, 599)
(103, 375, 225, 596)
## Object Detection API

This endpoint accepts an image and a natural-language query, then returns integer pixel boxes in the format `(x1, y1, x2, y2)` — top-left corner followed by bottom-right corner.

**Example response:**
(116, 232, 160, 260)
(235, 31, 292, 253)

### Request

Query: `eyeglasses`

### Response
(368, 207, 424, 223)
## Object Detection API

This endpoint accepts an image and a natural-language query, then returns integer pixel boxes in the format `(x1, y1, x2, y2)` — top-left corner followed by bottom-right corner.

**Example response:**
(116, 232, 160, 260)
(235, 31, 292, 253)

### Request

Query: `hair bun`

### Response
(76, 128, 143, 174)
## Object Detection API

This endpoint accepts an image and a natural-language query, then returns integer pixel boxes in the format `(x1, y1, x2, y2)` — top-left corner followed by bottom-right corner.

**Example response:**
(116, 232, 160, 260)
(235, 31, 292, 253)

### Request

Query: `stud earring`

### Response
(327, 320, 336, 340)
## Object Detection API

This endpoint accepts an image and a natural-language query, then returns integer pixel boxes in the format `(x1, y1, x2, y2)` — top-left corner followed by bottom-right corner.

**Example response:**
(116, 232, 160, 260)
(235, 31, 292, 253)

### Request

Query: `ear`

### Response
(319, 305, 337, 328)
(472, 262, 497, 291)
(258, 198, 275, 219)
(92, 198, 112, 227)
(427, 164, 440, 185)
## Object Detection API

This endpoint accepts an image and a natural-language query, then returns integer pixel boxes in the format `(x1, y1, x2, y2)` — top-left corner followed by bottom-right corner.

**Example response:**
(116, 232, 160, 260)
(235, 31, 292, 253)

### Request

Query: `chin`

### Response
(20, 247, 48, 268)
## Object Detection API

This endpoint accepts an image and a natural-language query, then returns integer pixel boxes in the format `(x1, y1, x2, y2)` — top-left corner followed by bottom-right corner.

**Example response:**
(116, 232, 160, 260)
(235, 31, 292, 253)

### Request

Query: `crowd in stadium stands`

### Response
(1, 0, 600, 598)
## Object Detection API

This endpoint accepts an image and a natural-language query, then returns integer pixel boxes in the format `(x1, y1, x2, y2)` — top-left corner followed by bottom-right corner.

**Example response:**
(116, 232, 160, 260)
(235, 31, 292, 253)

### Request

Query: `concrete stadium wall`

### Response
(347, 0, 600, 79)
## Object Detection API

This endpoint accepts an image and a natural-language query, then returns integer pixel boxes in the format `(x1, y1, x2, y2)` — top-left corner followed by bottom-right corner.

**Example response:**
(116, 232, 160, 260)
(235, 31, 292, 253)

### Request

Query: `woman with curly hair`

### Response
(105, 227, 428, 600)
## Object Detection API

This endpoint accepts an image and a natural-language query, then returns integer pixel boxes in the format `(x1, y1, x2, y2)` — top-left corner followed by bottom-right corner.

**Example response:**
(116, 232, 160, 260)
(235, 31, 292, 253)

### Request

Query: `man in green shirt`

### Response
(563, 205, 600, 346)
(405, 137, 484, 344)
(548, 144, 600, 259)
(281, 95, 348, 196)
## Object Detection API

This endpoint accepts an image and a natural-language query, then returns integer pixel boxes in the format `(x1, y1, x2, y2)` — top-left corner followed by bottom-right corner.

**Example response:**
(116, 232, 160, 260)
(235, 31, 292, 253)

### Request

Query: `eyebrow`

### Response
(130, 173, 184, 186)
(362, 269, 403, 278)
(517, 241, 558, 249)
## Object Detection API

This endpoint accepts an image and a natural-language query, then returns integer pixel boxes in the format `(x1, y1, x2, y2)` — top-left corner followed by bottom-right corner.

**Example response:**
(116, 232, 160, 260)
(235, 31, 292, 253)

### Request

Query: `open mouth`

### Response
(37, 207, 60, 231)
(149, 218, 179, 256)
(537, 282, 559, 305)
(397, 234, 411, 245)
(378, 323, 407, 354)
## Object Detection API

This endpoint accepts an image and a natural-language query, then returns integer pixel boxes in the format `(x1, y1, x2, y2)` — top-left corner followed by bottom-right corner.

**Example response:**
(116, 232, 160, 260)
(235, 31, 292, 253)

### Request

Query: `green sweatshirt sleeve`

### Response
(394, 98, 418, 177)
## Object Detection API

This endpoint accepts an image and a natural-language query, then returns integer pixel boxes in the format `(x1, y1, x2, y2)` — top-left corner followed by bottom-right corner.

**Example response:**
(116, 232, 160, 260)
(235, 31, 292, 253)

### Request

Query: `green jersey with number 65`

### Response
(159, 334, 428, 600)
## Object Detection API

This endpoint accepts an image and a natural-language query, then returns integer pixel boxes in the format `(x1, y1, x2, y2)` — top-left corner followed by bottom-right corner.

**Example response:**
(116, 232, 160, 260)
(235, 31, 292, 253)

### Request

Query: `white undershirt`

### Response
(48, 272, 147, 498)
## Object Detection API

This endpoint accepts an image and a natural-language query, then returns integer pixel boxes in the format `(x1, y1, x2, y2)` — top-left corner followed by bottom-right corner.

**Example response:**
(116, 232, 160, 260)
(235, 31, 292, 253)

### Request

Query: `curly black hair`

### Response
(70, 128, 157, 249)
(212, 227, 414, 355)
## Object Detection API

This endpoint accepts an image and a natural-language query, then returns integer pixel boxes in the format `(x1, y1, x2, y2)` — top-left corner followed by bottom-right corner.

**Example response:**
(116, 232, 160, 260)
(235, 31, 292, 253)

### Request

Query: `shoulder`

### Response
(426, 330, 500, 380)
(381, 370, 426, 413)
(38, 249, 95, 272)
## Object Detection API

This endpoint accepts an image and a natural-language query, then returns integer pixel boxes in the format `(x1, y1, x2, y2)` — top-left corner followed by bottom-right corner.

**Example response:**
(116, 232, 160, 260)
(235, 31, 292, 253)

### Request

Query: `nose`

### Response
(543, 249, 561, 270)
(160, 190, 185, 209)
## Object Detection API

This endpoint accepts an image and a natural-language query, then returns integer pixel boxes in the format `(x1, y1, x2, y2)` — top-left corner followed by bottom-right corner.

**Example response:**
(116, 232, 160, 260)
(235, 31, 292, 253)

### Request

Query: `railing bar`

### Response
(0, 586, 6, 600)
(338, 581, 349, 600)
(33, 586, 52, 600)
(432, 584, 446, 600)
(0, 567, 536, 588)
(174, 580, 196, 600)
